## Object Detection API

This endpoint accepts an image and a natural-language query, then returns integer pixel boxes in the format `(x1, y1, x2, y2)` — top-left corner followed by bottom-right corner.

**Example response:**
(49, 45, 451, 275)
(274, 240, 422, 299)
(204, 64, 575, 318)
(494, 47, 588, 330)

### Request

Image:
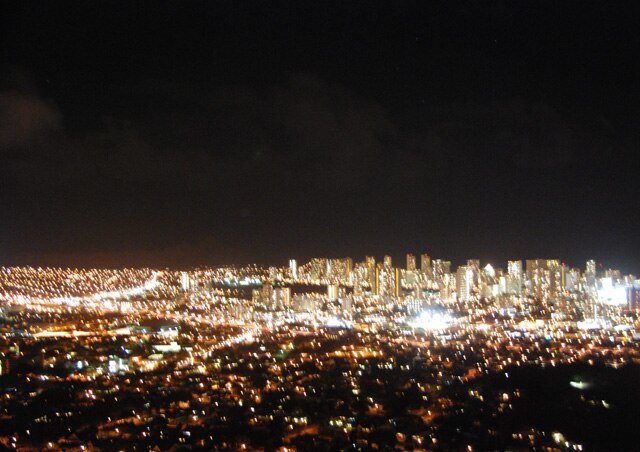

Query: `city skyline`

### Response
(0, 252, 632, 277)
(2, 254, 637, 307)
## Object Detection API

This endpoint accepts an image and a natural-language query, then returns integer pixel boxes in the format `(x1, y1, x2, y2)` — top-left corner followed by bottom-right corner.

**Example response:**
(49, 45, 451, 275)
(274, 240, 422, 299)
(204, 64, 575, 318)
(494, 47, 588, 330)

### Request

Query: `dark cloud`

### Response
(128, 73, 404, 192)
(0, 91, 62, 149)
(0, 68, 637, 269)
(0, 69, 588, 199)
(1, 73, 411, 194)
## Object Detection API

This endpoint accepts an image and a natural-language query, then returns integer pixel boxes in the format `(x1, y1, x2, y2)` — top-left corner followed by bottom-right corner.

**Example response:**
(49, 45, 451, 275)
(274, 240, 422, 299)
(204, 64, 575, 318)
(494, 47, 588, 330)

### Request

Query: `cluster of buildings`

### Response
(0, 256, 639, 450)
(287, 254, 634, 300)
(271, 255, 640, 324)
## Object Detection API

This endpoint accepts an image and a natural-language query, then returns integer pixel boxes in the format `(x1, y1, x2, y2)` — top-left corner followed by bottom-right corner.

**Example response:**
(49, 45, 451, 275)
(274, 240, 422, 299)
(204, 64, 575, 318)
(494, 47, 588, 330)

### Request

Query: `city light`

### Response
(0, 255, 638, 450)
(408, 310, 453, 330)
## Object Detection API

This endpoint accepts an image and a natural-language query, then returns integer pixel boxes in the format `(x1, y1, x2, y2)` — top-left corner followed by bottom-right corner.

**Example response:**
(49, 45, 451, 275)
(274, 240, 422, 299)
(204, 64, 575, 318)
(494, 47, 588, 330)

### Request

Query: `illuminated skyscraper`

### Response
(306, 258, 329, 280)
(365, 256, 376, 292)
(526, 259, 559, 275)
(384, 255, 393, 267)
(466, 259, 481, 290)
(406, 253, 416, 271)
(585, 259, 597, 292)
(352, 262, 369, 295)
(376, 263, 396, 297)
(456, 266, 474, 300)
(432, 259, 451, 281)
(327, 258, 353, 282)
(420, 253, 431, 274)
(508, 260, 522, 278)
(466, 259, 480, 274)
(526, 259, 560, 298)
(507, 260, 522, 294)
(180, 272, 190, 292)
(289, 259, 298, 279)
(566, 268, 581, 292)
(628, 283, 640, 311)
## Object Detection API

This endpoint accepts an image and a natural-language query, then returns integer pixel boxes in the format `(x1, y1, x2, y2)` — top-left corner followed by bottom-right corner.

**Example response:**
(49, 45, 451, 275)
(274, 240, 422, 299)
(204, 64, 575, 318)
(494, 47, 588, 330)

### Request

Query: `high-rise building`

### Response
(439, 272, 453, 300)
(507, 260, 522, 294)
(306, 258, 329, 280)
(406, 253, 416, 271)
(180, 272, 190, 292)
(327, 258, 353, 282)
(365, 256, 376, 292)
(526, 259, 560, 297)
(420, 253, 431, 274)
(585, 260, 597, 291)
(483, 263, 496, 278)
(456, 266, 474, 300)
(432, 259, 451, 281)
(327, 284, 339, 300)
(384, 255, 393, 267)
(526, 259, 559, 275)
(628, 282, 640, 311)
(404, 269, 417, 286)
(508, 260, 522, 279)
(352, 261, 370, 295)
(465, 259, 481, 290)
(467, 259, 480, 279)
(289, 259, 298, 279)
(566, 268, 581, 292)
(376, 263, 396, 297)
(467, 259, 480, 268)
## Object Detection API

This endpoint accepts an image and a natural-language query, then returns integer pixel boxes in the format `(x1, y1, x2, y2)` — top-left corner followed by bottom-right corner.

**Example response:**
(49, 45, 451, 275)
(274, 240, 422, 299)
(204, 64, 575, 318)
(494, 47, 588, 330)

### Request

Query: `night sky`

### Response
(1, 1, 639, 271)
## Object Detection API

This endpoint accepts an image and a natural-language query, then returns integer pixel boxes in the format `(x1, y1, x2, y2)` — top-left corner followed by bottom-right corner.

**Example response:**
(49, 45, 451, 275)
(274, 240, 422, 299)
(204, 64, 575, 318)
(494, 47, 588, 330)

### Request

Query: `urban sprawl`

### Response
(1, 254, 639, 451)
